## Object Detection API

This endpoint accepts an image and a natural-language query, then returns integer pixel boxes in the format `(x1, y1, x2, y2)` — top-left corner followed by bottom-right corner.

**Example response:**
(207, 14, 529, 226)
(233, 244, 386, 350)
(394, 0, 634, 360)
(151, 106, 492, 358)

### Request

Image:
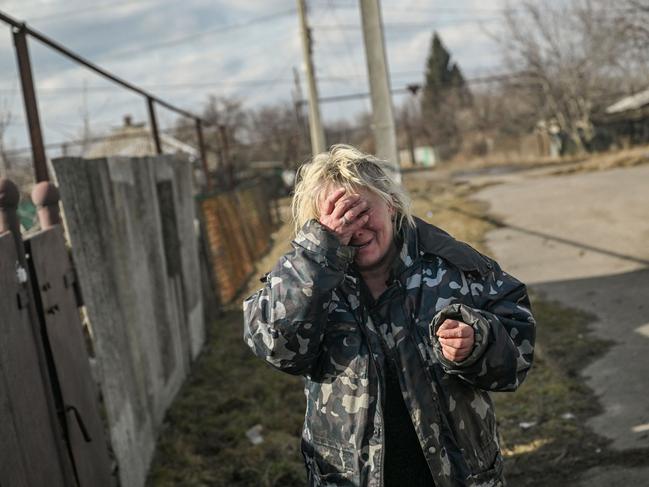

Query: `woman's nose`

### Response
(354, 227, 367, 237)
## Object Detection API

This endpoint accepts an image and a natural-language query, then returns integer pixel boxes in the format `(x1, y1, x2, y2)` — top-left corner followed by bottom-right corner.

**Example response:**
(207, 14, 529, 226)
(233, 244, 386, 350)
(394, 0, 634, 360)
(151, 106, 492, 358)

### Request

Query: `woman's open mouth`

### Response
(350, 238, 373, 249)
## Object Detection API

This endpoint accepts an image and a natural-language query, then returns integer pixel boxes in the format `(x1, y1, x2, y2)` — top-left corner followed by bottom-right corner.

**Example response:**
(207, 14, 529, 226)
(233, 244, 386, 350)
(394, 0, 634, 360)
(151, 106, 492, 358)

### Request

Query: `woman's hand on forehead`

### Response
(318, 187, 370, 245)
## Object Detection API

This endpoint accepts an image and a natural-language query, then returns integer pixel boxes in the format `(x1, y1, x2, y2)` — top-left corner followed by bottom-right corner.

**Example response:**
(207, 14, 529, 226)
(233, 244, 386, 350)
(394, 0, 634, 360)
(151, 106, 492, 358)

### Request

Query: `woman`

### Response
(243, 145, 535, 487)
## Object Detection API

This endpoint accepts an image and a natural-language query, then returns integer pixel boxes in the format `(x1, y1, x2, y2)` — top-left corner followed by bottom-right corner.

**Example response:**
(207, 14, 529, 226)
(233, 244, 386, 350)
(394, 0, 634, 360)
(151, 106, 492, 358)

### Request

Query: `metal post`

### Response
(31, 181, 60, 230)
(296, 0, 326, 155)
(13, 25, 48, 182)
(292, 66, 309, 157)
(406, 83, 420, 166)
(147, 97, 162, 155)
(195, 119, 212, 190)
(219, 124, 234, 189)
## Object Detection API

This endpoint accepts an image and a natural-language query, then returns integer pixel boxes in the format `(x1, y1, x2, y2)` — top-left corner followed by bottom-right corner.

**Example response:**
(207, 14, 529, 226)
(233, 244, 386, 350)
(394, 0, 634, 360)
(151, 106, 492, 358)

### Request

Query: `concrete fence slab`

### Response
(53, 155, 204, 487)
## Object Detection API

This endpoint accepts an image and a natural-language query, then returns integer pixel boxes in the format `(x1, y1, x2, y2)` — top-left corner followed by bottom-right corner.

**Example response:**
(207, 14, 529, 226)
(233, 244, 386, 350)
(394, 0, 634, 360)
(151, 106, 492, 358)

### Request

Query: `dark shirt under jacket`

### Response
(361, 276, 436, 487)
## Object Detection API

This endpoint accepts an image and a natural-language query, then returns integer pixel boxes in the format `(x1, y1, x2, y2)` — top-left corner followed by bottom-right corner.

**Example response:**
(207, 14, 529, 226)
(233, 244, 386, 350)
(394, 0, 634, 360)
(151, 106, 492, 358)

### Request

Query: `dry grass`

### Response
(544, 145, 649, 176)
(446, 144, 649, 178)
(146, 304, 306, 487)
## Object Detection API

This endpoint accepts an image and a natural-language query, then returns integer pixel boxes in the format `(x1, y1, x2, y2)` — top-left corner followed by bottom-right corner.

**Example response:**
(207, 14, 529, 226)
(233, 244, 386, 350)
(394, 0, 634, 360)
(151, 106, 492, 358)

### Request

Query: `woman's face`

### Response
(348, 188, 395, 270)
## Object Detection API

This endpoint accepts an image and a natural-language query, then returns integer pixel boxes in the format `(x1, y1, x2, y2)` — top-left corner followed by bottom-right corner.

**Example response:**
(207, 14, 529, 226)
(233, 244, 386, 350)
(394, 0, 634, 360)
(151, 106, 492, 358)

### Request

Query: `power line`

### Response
(3, 75, 546, 158)
(0, 10, 202, 120)
(312, 18, 502, 30)
(295, 72, 537, 105)
(0, 71, 432, 95)
(0, 70, 506, 96)
(26, 0, 166, 24)
(96, 8, 297, 61)
(324, 0, 370, 112)
(319, 1, 510, 11)
(321, 0, 635, 12)
(4, 6, 299, 86)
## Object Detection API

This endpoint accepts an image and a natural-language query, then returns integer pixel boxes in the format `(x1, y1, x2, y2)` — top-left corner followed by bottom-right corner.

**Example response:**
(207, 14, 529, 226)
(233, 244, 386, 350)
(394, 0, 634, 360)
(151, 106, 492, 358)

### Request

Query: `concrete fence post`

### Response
(31, 181, 61, 230)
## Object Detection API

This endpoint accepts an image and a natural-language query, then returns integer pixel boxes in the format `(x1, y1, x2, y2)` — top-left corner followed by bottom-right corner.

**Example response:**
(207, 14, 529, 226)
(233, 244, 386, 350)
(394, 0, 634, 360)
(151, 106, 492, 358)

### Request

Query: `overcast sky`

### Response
(0, 0, 508, 156)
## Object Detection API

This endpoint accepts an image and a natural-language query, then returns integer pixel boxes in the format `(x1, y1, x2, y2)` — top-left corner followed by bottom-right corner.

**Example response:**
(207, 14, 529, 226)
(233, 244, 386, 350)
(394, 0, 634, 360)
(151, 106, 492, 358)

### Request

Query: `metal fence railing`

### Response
(0, 10, 213, 188)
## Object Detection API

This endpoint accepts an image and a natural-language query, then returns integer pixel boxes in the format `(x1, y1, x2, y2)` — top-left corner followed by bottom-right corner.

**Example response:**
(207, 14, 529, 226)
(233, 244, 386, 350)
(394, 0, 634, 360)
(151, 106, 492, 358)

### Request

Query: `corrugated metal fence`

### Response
(199, 184, 279, 304)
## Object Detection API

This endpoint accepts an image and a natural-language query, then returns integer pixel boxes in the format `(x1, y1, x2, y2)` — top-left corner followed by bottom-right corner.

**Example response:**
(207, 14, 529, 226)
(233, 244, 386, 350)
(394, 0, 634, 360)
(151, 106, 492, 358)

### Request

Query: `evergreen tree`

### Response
(420, 32, 471, 157)
(422, 33, 471, 111)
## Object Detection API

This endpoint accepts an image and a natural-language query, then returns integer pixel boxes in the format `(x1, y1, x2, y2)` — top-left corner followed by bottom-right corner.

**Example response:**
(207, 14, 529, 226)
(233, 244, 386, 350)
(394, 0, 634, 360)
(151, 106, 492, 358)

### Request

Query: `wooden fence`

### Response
(0, 178, 115, 487)
(198, 184, 278, 304)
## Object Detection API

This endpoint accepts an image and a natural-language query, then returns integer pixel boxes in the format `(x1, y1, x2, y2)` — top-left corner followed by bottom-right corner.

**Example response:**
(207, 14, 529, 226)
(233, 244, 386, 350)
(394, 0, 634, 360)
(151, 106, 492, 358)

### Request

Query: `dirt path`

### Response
(472, 164, 649, 485)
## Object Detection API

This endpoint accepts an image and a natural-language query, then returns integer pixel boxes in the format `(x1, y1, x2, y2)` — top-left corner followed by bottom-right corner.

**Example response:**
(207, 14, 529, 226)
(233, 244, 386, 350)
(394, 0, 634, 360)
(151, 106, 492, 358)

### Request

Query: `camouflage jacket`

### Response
(243, 218, 535, 487)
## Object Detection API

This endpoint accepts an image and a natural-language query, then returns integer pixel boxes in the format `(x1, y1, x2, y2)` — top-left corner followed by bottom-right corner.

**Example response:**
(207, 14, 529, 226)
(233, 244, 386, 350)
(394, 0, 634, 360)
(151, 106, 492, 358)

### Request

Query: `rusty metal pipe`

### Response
(147, 97, 163, 155)
(195, 119, 212, 190)
(13, 26, 48, 182)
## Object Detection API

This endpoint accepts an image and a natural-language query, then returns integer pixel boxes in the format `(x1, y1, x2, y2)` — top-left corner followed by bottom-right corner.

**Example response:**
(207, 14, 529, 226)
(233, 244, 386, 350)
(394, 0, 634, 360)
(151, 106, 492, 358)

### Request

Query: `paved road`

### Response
(471, 164, 649, 485)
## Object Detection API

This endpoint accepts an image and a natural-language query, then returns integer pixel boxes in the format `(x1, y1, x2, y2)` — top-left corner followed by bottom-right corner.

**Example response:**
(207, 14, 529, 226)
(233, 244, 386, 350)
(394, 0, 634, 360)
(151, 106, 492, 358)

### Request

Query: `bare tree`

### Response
(500, 0, 630, 151)
(320, 111, 378, 157)
(201, 95, 248, 158)
(246, 103, 304, 166)
(173, 94, 250, 187)
(616, 1, 649, 52)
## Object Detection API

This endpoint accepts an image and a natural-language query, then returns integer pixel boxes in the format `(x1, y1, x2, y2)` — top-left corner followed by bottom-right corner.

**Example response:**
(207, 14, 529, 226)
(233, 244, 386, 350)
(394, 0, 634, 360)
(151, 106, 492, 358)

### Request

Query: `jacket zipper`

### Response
(365, 314, 386, 487)
(406, 314, 470, 486)
(364, 279, 406, 487)
(344, 289, 386, 487)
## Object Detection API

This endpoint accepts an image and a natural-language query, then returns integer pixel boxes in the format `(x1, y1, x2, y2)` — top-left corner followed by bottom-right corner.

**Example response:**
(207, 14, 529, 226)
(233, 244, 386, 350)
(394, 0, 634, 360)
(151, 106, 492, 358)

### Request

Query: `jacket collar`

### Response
(391, 220, 420, 279)
(345, 216, 492, 292)
(413, 217, 492, 276)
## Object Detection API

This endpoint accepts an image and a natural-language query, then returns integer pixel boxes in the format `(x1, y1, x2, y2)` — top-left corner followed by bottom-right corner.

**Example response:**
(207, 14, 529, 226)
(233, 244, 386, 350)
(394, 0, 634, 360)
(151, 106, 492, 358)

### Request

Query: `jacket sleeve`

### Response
(242, 219, 355, 375)
(430, 261, 536, 391)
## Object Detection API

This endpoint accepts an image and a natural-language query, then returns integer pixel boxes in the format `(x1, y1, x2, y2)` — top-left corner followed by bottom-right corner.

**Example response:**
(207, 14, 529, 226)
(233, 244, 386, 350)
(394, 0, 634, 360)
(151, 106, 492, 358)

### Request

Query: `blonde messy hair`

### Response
(291, 144, 414, 236)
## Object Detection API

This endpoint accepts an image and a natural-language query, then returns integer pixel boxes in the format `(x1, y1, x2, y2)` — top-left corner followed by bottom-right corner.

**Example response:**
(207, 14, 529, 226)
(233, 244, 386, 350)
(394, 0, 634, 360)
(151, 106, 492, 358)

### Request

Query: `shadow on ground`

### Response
(498, 269, 649, 486)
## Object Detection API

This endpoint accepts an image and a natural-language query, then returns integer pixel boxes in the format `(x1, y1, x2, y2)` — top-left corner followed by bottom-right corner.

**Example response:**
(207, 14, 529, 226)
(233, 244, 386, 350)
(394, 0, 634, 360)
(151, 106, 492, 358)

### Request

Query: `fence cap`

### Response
(32, 181, 60, 207)
(0, 178, 20, 209)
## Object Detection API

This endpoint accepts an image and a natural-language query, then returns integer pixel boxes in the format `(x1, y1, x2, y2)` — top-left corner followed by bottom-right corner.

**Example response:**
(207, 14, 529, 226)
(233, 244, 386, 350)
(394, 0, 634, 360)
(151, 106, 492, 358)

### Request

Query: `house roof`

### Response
(606, 88, 649, 114)
(84, 123, 198, 160)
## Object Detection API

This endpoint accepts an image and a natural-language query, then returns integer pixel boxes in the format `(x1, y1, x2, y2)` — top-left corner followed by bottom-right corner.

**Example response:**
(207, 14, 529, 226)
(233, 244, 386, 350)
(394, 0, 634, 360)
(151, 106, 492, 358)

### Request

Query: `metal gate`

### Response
(0, 178, 114, 487)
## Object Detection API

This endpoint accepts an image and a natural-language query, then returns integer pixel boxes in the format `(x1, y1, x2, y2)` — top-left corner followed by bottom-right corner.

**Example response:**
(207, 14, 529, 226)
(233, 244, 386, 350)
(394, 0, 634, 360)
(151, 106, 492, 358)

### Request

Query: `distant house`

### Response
(84, 115, 200, 160)
(82, 115, 218, 189)
(593, 88, 649, 147)
(398, 146, 439, 167)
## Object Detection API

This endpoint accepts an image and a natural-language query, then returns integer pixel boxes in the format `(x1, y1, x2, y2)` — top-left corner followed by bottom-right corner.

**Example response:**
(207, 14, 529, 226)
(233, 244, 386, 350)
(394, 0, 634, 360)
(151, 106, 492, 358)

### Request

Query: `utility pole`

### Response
(406, 83, 420, 166)
(292, 66, 308, 158)
(297, 0, 326, 155)
(359, 0, 400, 181)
